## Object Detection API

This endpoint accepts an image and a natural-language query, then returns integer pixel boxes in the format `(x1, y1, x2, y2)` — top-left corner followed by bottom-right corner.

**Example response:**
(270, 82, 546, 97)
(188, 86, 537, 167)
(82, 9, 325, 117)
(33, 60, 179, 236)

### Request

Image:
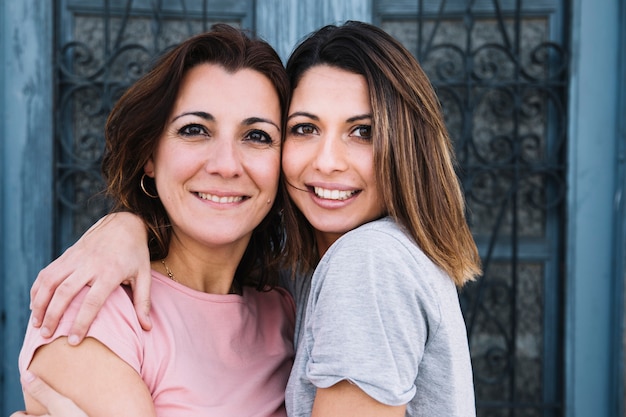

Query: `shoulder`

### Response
(246, 286, 296, 322)
(319, 217, 440, 283)
(312, 218, 456, 313)
(326, 217, 422, 262)
(60, 284, 136, 328)
(76, 283, 142, 341)
(19, 283, 144, 377)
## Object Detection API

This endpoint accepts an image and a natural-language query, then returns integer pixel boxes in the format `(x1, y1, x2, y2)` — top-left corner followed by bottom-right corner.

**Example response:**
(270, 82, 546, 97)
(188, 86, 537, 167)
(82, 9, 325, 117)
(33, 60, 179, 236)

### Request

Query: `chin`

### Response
(310, 219, 355, 235)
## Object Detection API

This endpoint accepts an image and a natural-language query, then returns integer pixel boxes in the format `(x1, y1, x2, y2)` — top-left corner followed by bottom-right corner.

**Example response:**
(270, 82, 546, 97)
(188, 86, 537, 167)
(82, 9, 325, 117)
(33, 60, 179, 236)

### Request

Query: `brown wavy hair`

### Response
(101, 24, 290, 290)
(282, 21, 481, 286)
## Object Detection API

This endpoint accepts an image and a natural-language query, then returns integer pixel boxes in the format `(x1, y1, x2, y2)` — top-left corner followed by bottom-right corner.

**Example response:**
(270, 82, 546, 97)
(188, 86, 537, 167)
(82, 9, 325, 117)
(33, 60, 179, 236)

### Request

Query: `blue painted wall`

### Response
(0, 0, 54, 413)
(614, 0, 626, 414)
(565, 0, 624, 415)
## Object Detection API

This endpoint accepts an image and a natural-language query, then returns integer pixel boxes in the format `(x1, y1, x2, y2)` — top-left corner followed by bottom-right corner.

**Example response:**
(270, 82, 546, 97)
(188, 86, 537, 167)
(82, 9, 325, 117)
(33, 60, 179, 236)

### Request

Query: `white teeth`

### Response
(197, 192, 244, 203)
(313, 187, 357, 201)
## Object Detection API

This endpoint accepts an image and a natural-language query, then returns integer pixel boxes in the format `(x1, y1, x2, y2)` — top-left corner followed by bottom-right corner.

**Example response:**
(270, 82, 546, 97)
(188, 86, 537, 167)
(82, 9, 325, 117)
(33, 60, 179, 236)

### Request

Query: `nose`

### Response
(311, 134, 348, 174)
(205, 137, 243, 178)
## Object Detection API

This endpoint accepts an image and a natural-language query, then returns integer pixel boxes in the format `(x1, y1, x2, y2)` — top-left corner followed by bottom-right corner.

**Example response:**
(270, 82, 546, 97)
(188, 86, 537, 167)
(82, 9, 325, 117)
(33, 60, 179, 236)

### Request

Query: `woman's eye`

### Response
(245, 129, 273, 144)
(351, 125, 372, 139)
(179, 124, 208, 137)
(291, 124, 317, 135)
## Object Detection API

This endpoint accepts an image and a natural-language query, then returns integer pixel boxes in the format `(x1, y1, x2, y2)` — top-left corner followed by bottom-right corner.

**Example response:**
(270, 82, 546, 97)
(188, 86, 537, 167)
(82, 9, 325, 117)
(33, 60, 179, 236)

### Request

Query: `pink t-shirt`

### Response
(19, 271, 295, 417)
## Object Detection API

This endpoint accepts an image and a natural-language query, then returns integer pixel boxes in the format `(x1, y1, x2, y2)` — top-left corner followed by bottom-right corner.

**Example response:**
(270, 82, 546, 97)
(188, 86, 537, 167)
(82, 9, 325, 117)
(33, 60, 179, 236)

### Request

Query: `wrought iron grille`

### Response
(380, 1, 568, 415)
(55, 1, 568, 416)
(54, 0, 249, 250)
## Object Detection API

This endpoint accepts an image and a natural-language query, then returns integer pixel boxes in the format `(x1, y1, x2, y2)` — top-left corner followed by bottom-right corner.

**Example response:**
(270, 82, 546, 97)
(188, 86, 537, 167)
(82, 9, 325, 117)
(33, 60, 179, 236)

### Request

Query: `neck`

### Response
(314, 230, 342, 258)
(155, 238, 247, 294)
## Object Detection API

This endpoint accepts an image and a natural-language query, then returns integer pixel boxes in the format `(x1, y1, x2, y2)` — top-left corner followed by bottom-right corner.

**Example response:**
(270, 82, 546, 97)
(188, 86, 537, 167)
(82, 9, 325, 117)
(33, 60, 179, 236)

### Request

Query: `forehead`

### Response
(173, 63, 280, 118)
(289, 65, 370, 114)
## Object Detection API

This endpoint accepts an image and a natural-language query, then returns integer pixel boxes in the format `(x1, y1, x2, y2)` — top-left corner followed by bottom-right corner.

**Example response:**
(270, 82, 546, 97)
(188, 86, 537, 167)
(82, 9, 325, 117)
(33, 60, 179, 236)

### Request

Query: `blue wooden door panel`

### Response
(0, 0, 54, 413)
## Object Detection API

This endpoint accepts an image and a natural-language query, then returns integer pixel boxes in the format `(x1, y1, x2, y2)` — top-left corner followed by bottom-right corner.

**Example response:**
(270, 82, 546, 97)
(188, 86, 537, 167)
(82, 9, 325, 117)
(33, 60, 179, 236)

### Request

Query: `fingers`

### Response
(30, 212, 151, 342)
(67, 240, 154, 339)
(21, 371, 88, 417)
(30, 216, 111, 334)
(132, 268, 153, 331)
(31, 247, 74, 312)
(66, 279, 119, 345)
(38, 273, 95, 339)
(31, 250, 85, 335)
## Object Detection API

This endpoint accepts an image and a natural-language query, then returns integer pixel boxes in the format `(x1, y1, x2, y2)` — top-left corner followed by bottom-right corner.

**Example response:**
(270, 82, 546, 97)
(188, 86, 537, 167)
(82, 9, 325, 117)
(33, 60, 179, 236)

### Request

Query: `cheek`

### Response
(281, 141, 303, 182)
(353, 146, 376, 178)
(154, 141, 192, 170)
(254, 152, 281, 191)
(358, 151, 382, 198)
(154, 153, 194, 185)
(364, 159, 377, 185)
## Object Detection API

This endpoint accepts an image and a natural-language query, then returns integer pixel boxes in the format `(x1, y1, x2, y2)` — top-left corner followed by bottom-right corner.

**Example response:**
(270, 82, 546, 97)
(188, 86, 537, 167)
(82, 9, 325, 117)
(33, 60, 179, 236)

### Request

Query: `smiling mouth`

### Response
(312, 186, 359, 201)
(197, 192, 246, 203)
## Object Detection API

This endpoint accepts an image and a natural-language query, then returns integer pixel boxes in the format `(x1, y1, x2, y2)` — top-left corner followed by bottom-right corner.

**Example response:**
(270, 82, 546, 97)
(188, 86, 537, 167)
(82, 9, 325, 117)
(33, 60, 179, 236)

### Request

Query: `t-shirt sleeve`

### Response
(19, 285, 144, 376)
(304, 228, 440, 406)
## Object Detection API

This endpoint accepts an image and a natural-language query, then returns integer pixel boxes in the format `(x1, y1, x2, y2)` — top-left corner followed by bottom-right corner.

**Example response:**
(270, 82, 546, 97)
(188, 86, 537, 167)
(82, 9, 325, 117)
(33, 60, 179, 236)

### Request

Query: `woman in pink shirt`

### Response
(15, 24, 295, 417)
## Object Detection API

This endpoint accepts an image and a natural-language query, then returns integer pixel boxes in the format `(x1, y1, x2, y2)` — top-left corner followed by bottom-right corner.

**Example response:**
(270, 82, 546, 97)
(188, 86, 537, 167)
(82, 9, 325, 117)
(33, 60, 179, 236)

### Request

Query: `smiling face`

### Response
(282, 65, 386, 253)
(144, 63, 281, 254)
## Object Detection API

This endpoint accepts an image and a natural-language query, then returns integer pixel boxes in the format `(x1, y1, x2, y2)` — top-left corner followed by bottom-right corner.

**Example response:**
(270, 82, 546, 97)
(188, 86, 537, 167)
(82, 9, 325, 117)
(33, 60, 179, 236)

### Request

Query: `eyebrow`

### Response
(287, 111, 372, 123)
(172, 112, 280, 131)
(347, 114, 373, 123)
(287, 111, 318, 121)
(243, 117, 281, 132)
(171, 111, 214, 123)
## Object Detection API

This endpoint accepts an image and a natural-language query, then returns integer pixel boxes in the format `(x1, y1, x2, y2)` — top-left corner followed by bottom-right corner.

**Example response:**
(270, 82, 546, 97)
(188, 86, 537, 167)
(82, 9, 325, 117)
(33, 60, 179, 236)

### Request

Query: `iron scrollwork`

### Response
(384, 1, 567, 415)
(56, 1, 238, 246)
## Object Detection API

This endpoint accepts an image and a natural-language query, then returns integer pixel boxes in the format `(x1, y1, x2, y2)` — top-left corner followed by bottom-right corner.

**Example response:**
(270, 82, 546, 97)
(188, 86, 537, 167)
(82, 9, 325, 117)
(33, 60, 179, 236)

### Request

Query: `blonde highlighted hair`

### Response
(282, 21, 481, 286)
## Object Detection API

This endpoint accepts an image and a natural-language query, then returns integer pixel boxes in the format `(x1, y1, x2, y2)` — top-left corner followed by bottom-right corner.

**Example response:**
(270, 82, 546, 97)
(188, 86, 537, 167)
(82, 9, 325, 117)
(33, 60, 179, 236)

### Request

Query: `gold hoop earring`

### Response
(140, 173, 158, 199)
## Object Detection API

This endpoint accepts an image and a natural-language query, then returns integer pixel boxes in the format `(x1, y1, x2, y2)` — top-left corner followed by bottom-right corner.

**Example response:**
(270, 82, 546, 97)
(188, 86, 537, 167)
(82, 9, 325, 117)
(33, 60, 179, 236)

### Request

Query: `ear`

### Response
(144, 158, 155, 178)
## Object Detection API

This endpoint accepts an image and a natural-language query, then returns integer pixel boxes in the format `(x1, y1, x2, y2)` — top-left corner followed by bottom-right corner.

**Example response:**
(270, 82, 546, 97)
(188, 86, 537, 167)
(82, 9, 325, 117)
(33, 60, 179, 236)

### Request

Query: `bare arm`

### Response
(31, 212, 152, 344)
(311, 381, 406, 417)
(11, 371, 88, 417)
(24, 337, 156, 417)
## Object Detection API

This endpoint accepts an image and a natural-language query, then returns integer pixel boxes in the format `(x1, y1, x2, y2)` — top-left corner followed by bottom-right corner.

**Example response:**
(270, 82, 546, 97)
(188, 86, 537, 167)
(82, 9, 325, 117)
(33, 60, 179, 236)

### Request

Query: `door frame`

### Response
(565, 0, 624, 415)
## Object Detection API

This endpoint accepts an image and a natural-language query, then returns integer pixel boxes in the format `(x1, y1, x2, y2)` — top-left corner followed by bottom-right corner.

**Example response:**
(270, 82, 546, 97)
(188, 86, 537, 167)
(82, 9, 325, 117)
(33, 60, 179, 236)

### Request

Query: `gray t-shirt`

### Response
(284, 217, 476, 416)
